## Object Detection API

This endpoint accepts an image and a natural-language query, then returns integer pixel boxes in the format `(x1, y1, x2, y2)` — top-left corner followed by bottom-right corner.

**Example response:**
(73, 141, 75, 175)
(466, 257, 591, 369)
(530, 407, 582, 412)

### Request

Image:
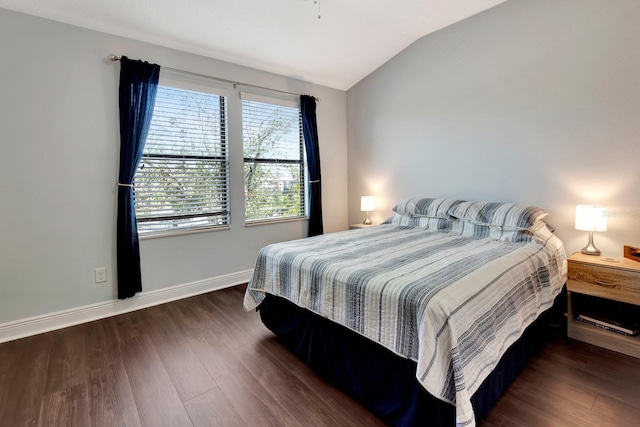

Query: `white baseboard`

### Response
(0, 269, 253, 344)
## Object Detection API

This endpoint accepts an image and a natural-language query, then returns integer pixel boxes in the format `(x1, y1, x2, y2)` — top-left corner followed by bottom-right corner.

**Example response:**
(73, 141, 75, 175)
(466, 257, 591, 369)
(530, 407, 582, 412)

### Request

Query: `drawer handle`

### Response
(594, 280, 616, 288)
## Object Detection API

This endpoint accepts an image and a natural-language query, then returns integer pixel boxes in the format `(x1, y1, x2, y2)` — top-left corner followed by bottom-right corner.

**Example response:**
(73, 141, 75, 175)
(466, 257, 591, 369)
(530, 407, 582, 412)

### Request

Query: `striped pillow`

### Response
(383, 214, 456, 231)
(447, 201, 548, 230)
(382, 214, 431, 228)
(451, 221, 537, 243)
(383, 214, 541, 243)
(392, 197, 465, 220)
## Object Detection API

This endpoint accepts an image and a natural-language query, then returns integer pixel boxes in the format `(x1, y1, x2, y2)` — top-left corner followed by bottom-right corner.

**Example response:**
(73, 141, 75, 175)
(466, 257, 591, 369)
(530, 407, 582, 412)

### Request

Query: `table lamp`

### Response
(361, 196, 375, 225)
(575, 205, 607, 256)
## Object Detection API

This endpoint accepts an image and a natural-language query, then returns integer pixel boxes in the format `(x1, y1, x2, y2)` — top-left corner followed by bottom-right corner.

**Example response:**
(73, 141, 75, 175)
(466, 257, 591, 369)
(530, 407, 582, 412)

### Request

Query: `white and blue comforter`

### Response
(244, 223, 567, 426)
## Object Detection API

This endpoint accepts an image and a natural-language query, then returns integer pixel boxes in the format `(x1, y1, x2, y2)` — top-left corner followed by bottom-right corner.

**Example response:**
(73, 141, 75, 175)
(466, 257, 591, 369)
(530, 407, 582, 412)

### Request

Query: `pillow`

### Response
(382, 214, 431, 228)
(447, 201, 548, 230)
(392, 197, 465, 220)
(382, 214, 455, 231)
(445, 220, 539, 243)
(382, 212, 547, 243)
(495, 220, 551, 243)
(476, 225, 536, 243)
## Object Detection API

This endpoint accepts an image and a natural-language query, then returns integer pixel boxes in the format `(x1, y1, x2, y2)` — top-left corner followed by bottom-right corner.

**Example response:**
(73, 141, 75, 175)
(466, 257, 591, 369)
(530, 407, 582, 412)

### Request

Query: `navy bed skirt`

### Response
(258, 291, 564, 426)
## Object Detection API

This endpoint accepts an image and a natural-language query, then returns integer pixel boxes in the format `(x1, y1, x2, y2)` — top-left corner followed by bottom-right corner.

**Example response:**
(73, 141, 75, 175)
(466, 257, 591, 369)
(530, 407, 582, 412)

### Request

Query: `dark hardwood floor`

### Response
(1, 285, 638, 426)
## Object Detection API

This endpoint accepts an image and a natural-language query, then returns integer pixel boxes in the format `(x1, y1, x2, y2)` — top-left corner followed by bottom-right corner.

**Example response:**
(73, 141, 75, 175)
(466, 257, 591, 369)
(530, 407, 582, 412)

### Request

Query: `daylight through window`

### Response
(134, 85, 229, 235)
(242, 96, 306, 223)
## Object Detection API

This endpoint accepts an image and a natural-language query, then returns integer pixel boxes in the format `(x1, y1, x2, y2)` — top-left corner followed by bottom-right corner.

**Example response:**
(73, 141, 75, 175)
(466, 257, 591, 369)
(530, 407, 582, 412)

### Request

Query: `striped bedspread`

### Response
(244, 224, 567, 426)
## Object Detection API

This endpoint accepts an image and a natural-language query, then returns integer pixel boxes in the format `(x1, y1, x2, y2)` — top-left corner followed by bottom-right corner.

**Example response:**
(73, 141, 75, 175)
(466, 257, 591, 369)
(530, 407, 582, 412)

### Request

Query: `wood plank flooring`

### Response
(0, 285, 638, 426)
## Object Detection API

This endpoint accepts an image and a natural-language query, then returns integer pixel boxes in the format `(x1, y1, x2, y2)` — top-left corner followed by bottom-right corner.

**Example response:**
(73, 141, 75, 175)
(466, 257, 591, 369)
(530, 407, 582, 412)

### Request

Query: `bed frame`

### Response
(258, 290, 565, 426)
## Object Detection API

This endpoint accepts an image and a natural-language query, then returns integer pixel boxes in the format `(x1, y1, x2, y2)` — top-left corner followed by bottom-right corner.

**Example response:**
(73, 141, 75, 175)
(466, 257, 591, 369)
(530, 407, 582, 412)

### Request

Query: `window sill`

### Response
(138, 225, 230, 240)
(245, 216, 308, 227)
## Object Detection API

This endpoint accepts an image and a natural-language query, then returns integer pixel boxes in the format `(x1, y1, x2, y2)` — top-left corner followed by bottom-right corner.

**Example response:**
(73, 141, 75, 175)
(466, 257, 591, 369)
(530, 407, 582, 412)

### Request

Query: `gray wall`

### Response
(347, 0, 640, 258)
(0, 9, 348, 323)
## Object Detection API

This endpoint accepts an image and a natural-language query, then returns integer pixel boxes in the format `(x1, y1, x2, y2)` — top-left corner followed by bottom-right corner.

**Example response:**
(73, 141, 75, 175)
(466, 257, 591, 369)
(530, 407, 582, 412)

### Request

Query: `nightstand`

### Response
(567, 252, 640, 359)
(349, 223, 373, 230)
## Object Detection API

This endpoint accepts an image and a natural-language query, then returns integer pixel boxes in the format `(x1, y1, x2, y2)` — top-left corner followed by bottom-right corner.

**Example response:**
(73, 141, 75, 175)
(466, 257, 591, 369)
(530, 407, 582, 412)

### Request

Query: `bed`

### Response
(244, 198, 567, 426)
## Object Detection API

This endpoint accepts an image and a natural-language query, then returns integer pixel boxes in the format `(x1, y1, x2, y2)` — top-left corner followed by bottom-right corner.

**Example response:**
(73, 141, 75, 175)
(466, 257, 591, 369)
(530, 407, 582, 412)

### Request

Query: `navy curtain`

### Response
(300, 95, 323, 237)
(117, 57, 160, 299)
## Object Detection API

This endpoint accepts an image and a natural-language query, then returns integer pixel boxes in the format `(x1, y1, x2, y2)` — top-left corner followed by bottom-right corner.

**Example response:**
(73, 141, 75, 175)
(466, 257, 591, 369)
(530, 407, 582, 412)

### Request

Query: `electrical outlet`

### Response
(95, 267, 107, 283)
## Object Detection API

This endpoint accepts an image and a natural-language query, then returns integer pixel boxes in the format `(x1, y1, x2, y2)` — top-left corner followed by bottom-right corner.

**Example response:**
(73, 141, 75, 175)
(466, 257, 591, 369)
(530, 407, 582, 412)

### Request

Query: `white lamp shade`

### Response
(360, 196, 375, 212)
(575, 205, 607, 232)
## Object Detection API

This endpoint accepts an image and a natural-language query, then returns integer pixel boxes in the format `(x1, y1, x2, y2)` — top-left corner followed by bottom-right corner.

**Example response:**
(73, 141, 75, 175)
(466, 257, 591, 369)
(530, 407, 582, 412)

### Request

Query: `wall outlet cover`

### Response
(95, 267, 107, 283)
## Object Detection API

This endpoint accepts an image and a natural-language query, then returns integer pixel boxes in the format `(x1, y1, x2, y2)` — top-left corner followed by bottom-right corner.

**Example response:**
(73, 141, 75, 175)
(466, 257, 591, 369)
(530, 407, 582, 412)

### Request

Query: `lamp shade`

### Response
(360, 196, 375, 212)
(575, 205, 607, 232)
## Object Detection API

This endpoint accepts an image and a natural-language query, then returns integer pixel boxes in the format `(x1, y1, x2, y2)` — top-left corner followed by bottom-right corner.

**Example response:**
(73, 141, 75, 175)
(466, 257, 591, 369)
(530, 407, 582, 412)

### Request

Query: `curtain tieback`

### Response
(118, 183, 134, 188)
(309, 180, 320, 184)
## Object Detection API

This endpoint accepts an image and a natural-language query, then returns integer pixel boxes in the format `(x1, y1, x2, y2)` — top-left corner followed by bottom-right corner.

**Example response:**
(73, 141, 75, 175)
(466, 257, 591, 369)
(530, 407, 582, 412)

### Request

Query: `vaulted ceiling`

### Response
(0, 0, 508, 90)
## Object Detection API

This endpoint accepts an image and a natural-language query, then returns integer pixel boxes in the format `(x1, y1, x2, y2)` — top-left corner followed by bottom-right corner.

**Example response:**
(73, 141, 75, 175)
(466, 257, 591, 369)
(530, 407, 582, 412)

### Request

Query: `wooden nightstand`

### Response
(349, 223, 373, 230)
(567, 252, 640, 359)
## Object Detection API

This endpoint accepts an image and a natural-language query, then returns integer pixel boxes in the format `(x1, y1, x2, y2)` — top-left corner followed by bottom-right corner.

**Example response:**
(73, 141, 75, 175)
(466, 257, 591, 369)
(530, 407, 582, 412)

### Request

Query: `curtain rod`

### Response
(108, 54, 318, 101)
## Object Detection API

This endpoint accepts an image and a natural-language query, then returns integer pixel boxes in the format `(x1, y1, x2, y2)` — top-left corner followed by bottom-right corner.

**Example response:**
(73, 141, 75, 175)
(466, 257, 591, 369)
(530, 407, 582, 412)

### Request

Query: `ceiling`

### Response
(0, 0, 508, 90)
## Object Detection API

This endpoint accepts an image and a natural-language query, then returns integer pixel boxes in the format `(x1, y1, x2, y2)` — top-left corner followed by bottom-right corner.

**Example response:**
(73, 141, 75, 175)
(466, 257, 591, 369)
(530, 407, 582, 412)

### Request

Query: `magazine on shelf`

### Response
(576, 312, 640, 336)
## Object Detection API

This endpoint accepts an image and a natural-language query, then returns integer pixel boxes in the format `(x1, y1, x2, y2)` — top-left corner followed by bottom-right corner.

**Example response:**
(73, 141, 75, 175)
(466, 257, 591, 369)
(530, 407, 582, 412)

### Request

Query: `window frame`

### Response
(241, 92, 307, 226)
(133, 72, 231, 238)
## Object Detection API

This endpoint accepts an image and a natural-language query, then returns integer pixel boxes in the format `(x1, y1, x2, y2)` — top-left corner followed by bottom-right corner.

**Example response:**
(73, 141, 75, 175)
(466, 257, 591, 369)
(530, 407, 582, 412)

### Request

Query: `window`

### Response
(134, 83, 229, 235)
(242, 94, 306, 223)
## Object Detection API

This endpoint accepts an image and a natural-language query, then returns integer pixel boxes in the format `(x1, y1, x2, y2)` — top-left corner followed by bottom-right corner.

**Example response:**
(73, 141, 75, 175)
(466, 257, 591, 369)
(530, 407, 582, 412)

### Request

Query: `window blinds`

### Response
(242, 97, 306, 223)
(134, 86, 229, 234)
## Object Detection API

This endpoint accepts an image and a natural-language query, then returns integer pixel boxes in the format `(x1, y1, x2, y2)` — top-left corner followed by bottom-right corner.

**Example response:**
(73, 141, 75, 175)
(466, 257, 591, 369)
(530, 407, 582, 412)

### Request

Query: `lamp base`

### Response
(363, 212, 372, 225)
(581, 247, 601, 256)
(581, 231, 601, 256)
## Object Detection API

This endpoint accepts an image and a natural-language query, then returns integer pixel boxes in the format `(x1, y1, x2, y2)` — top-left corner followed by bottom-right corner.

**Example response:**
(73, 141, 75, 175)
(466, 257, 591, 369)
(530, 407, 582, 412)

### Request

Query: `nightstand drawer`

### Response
(567, 253, 640, 304)
(568, 263, 640, 295)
